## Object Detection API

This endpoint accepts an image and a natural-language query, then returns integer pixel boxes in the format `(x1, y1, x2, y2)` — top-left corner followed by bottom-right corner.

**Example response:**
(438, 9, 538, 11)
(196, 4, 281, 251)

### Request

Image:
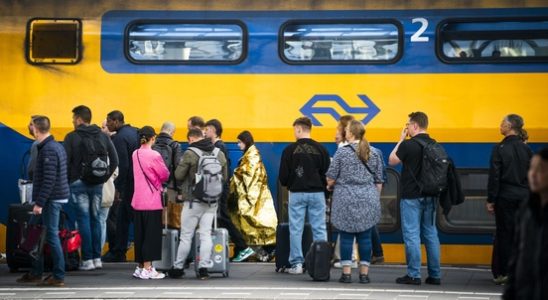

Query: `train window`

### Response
(437, 169, 495, 234)
(438, 19, 548, 63)
(126, 22, 246, 64)
(280, 21, 402, 64)
(26, 19, 82, 64)
(378, 168, 401, 233)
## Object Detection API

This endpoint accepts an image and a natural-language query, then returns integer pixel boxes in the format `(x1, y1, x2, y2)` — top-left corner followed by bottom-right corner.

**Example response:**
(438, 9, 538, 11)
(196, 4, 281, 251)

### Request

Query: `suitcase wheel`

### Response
(222, 271, 229, 278)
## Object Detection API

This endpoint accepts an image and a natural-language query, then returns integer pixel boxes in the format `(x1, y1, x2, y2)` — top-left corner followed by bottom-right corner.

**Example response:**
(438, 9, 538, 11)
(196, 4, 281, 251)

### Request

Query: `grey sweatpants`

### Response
(173, 201, 217, 269)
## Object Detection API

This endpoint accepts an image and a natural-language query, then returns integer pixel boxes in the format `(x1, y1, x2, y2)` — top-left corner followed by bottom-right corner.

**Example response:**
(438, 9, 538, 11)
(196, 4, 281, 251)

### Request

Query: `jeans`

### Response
(371, 225, 384, 257)
(173, 201, 217, 269)
(339, 228, 372, 266)
(400, 197, 441, 279)
(31, 201, 65, 280)
(97, 206, 110, 252)
(70, 180, 103, 261)
(288, 192, 327, 266)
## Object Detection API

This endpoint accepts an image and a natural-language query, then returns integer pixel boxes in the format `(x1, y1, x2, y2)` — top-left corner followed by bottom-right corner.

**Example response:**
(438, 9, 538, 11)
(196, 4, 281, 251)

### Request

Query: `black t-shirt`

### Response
(396, 133, 435, 199)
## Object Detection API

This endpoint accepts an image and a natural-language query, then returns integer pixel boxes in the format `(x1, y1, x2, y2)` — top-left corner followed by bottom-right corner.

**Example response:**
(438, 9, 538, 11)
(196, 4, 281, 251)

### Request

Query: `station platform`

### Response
(0, 262, 504, 299)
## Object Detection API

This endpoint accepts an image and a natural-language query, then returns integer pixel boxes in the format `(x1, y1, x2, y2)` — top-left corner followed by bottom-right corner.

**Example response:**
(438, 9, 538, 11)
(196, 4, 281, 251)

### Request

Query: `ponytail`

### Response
(505, 114, 528, 142)
(348, 120, 370, 162)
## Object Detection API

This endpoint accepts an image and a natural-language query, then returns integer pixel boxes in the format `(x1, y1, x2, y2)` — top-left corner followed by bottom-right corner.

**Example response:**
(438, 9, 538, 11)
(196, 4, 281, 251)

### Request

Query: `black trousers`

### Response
(112, 191, 134, 255)
(494, 198, 521, 276)
(134, 210, 163, 263)
(217, 183, 248, 252)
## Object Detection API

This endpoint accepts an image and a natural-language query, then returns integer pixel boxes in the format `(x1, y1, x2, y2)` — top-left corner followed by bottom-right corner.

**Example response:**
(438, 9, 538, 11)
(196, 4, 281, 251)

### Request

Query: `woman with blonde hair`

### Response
(326, 120, 384, 284)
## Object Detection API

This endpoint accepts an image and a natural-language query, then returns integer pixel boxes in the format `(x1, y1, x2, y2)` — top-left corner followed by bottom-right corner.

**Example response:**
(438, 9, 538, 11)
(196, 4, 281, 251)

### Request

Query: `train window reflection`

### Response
(438, 169, 495, 234)
(438, 19, 548, 63)
(281, 21, 402, 64)
(378, 168, 401, 232)
(126, 22, 246, 64)
(26, 19, 81, 64)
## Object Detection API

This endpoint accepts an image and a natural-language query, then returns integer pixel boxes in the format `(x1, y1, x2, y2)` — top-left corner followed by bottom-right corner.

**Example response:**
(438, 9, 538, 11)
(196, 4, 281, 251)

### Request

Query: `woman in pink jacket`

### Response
(131, 126, 169, 279)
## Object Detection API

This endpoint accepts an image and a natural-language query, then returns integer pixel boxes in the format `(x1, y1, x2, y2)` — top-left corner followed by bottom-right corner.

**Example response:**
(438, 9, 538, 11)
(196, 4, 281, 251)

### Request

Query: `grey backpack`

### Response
(188, 147, 223, 204)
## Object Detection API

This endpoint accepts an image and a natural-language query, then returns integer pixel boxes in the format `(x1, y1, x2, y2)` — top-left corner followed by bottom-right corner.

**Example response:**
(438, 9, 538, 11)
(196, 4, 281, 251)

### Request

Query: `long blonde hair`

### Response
(348, 120, 370, 162)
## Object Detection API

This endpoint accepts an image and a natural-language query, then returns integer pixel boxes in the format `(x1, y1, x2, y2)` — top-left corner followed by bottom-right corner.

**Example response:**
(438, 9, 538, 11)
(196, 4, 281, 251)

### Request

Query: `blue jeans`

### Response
(340, 228, 373, 266)
(371, 225, 384, 257)
(97, 206, 110, 252)
(288, 192, 327, 266)
(70, 180, 103, 261)
(31, 201, 65, 280)
(400, 197, 441, 279)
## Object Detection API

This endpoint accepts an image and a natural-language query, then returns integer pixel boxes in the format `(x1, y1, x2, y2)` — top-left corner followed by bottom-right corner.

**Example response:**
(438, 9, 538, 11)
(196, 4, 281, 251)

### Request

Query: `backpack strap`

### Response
(188, 147, 204, 158)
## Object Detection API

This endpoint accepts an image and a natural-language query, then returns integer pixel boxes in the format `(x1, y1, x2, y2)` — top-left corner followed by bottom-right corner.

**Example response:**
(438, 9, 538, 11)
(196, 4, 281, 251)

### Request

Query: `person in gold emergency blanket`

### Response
(228, 131, 278, 261)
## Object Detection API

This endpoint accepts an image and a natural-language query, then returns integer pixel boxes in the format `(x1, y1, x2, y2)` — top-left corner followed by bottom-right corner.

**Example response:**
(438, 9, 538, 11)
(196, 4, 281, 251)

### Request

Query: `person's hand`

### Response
(400, 127, 408, 141)
(33, 205, 43, 215)
(486, 203, 495, 215)
(326, 184, 333, 192)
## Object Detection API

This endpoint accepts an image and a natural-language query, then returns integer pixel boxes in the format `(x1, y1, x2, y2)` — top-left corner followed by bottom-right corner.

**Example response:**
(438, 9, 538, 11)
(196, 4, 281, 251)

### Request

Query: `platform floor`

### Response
(0, 262, 504, 299)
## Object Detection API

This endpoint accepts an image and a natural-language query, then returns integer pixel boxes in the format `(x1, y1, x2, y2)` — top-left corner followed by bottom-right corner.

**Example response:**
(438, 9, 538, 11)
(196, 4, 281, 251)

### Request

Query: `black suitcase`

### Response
(6, 203, 34, 272)
(275, 223, 313, 272)
(305, 240, 332, 281)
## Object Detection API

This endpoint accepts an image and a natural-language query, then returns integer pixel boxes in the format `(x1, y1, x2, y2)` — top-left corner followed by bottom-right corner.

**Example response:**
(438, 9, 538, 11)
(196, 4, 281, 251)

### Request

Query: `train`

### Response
(1, 0, 547, 265)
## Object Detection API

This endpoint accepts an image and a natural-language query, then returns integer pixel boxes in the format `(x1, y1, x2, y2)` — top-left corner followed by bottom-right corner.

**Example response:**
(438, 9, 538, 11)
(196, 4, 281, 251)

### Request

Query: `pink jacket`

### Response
(131, 145, 169, 211)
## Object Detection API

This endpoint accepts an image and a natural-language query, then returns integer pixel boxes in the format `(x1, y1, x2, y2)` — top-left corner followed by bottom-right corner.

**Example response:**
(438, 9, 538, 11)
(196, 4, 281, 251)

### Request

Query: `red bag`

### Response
(44, 229, 81, 254)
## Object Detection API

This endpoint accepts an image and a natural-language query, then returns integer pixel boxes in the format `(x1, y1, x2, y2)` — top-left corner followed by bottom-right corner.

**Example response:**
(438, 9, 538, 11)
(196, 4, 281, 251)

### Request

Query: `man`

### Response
(279, 116, 330, 274)
(389, 111, 441, 285)
(504, 147, 548, 300)
(168, 128, 228, 279)
(205, 119, 254, 262)
(187, 116, 205, 132)
(16, 116, 69, 287)
(64, 105, 118, 270)
(487, 114, 532, 285)
(102, 110, 139, 263)
(154, 121, 183, 228)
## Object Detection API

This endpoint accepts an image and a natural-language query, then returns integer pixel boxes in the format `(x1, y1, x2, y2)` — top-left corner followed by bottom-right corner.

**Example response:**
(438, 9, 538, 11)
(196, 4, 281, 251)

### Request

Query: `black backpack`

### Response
(78, 132, 110, 184)
(152, 140, 178, 171)
(410, 138, 449, 196)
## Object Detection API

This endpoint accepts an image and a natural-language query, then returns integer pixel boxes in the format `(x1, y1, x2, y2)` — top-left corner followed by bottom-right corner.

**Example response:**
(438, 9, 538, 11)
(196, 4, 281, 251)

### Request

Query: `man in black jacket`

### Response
(487, 114, 532, 285)
(64, 105, 118, 270)
(504, 147, 548, 300)
(102, 110, 139, 262)
(279, 117, 330, 275)
(16, 116, 69, 287)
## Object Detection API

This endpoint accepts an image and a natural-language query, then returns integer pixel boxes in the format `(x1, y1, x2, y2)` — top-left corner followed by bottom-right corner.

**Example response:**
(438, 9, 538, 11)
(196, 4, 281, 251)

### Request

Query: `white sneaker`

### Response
(93, 258, 102, 269)
(132, 266, 142, 278)
(79, 259, 96, 271)
(288, 263, 303, 275)
(139, 267, 165, 279)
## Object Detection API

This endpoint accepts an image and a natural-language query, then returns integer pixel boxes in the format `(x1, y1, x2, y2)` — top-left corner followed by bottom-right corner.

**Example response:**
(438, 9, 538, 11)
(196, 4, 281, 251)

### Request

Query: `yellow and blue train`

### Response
(1, 0, 547, 265)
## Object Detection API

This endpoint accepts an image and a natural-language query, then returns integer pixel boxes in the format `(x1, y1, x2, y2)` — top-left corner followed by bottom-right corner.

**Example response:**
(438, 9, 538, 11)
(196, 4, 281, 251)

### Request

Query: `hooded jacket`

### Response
(63, 124, 119, 184)
(174, 138, 228, 202)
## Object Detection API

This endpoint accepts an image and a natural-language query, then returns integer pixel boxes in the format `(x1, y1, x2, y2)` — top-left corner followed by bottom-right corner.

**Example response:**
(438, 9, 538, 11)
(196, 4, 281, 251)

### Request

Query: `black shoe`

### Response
(396, 275, 421, 285)
(339, 273, 351, 283)
(359, 274, 370, 284)
(197, 268, 209, 280)
(167, 268, 185, 279)
(101, 252, 126, 263)
(425, 277, 441, 285)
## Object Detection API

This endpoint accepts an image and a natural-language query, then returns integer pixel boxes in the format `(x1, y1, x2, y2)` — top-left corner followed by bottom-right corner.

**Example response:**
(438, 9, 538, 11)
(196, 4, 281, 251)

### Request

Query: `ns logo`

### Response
(300, 94, 380, 126)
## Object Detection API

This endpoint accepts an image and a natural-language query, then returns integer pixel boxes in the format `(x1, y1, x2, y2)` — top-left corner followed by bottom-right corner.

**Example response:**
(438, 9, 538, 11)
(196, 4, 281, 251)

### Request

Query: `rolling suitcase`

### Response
(275, 223, 313, 272)
(194, 215, 229, 277)
(305, 240, 332, 281)
(153, 206, 180, 271)
(6, 203, 35, 272)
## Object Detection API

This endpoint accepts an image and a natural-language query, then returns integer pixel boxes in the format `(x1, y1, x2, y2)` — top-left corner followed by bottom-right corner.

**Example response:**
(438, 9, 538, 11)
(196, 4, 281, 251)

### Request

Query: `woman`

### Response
(131, 126, 169, 279)
(228, 131, 277, 261)
(504, 147, 548, 300)
(326, 120, 384, 284)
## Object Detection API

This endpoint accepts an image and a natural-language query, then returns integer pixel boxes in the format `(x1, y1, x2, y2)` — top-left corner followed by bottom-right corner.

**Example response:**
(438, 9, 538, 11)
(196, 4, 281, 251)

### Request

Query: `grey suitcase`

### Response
(194, 216, 230, 277)
(153, 207, 179, 271)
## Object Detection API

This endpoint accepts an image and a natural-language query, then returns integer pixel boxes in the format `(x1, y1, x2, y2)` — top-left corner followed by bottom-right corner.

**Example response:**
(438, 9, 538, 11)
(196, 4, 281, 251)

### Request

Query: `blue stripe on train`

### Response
(2, 123, 546, 244)
(101, 8, 548, 74)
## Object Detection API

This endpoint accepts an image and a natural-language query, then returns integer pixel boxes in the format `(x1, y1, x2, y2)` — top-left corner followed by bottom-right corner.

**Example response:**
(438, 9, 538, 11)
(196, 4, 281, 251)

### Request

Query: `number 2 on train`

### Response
(411, 17, 429, 42)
